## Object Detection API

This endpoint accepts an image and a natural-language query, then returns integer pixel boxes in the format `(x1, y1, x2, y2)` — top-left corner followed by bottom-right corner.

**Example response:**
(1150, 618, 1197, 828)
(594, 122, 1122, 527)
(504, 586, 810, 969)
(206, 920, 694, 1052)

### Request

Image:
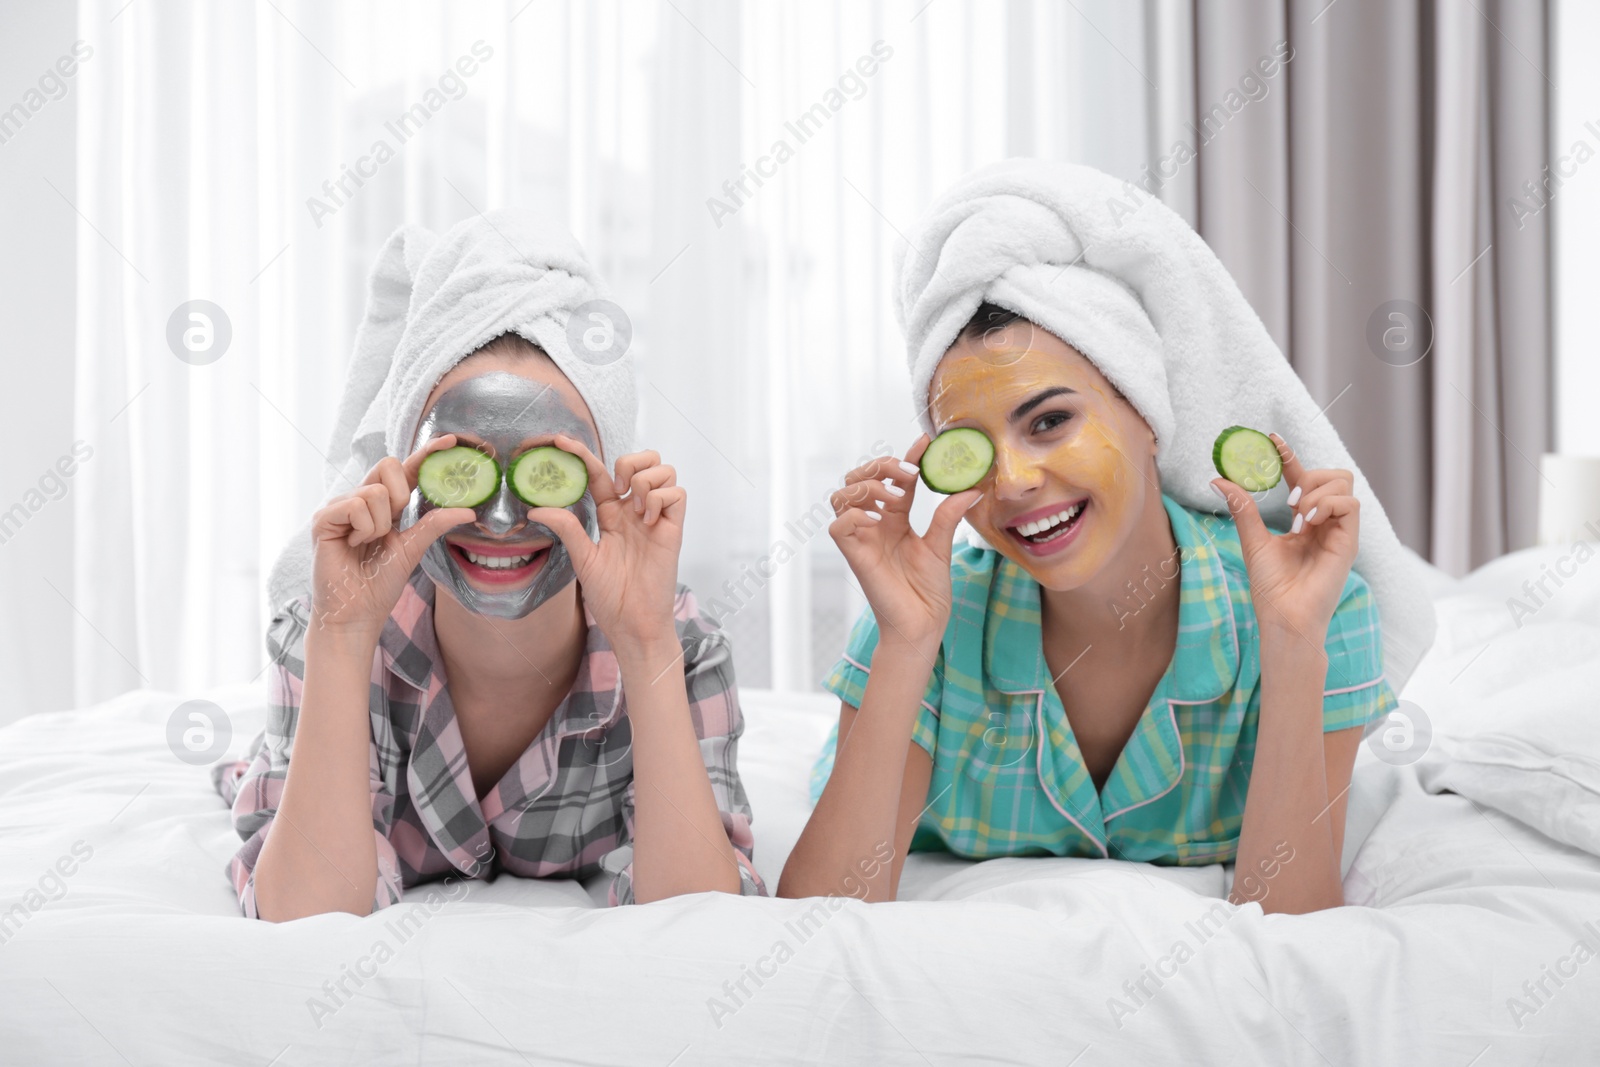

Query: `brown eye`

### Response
(1032, 411, 1072, 434)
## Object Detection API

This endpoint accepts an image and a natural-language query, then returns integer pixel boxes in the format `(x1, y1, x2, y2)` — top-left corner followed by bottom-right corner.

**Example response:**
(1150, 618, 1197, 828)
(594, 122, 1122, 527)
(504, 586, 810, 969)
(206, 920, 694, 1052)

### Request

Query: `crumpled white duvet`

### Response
(1, 545, 1598, 1065)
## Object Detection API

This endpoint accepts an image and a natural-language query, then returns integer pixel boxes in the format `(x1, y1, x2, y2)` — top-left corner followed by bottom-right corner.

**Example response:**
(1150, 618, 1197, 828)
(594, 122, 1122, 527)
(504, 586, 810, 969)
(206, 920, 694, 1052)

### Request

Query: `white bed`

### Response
(2, 544, 1598, 1065)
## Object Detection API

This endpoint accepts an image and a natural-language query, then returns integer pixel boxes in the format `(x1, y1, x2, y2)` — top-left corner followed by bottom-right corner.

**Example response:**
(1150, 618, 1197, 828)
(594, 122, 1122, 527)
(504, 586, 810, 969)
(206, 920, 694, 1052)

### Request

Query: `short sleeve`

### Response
(810, 604, 944, 804)
(210, 598, 403, 918)
(1318, 570, 1399, 733)
(608, 587, 766, 904)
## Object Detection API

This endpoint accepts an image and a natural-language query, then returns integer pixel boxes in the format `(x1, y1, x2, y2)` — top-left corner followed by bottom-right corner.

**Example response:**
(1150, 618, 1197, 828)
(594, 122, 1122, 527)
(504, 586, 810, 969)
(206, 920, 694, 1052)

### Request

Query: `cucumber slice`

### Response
(418, 446, 500, 508)
(1212, 426, 1283, 492)
(919, 428, 995, 494)
(510, 446, 589, 508)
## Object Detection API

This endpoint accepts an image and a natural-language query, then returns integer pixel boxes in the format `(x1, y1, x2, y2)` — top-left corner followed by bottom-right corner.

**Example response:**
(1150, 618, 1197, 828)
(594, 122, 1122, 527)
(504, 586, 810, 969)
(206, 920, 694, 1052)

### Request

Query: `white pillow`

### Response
(1413, 634, 1600, 857)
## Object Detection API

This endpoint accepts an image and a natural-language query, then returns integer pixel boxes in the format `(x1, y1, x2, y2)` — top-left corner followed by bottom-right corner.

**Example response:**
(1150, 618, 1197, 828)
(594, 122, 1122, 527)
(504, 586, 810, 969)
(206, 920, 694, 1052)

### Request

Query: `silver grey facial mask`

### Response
(400, 371, 600, 619)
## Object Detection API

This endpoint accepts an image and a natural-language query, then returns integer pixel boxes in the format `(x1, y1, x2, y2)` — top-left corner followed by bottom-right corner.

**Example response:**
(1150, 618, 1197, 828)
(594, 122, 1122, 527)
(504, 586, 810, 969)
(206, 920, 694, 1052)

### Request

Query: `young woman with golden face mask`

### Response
(779, 304, 1396, 915)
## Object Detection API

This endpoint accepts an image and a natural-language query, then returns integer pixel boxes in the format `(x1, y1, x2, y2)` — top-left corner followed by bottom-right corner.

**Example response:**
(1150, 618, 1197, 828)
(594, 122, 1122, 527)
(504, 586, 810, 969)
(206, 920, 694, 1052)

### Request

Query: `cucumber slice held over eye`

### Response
(1212, 426, 1283, 492)
(417, 446, 501, 508)
(510, 446, 589, 508)
(919, 427, 996, 494)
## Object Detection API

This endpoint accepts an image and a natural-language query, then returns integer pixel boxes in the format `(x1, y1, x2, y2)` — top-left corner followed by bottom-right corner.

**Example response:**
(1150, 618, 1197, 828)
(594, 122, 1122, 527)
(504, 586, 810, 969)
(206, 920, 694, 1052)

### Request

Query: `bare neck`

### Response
(432, 579, 587, 713)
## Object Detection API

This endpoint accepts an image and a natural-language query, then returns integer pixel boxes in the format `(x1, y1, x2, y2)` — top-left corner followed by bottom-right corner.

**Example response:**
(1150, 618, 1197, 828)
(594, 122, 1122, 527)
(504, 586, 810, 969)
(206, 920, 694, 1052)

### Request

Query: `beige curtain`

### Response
(1186, 0, 1551, 575)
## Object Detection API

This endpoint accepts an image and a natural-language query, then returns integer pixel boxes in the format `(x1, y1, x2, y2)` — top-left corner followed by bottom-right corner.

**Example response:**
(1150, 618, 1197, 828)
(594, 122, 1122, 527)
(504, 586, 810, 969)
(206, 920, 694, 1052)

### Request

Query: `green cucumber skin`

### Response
(1211, 426, 1282, 492)
(919, 428, 995, 494)
(418, 447, 501, 508)
(510, 447, 589, 509)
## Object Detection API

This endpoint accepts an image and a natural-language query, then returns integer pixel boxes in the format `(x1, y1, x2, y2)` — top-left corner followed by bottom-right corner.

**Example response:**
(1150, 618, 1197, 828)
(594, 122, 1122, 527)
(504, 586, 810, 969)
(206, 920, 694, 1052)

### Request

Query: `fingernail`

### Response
(884, 483, 906, 497)
(865, 510, 883, 521)
(1305, 506, 1317, 523)
(1286, 485, 1302, 507)
(1210, 483, 1227, 501)
(1291, 513, 1304, 534)
(898, 461, 919, 476)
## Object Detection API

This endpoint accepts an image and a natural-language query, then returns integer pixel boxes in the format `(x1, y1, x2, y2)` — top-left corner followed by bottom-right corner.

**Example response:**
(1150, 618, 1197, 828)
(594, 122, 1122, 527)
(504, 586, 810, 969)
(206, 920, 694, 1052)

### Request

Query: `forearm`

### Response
(777, 639, 931, 901)
(1233, 628, 1342, 914)
(619, 635, 744, 902)
(253, 629, 381, 921)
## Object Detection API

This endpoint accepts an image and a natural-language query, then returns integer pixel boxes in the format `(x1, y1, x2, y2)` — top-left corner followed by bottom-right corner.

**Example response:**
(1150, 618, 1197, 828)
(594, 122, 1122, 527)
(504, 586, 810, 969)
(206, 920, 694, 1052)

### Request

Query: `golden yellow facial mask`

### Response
(929, 336, 1156, 588)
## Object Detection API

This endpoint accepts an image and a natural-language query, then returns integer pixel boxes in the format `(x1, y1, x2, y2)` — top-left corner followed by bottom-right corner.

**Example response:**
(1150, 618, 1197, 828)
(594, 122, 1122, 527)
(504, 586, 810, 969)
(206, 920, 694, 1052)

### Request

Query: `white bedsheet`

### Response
(2, 545, 1598, 1064)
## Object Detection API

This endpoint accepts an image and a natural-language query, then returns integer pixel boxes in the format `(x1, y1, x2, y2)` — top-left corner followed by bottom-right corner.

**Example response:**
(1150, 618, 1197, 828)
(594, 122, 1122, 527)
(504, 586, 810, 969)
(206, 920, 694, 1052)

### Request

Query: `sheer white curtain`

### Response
(72, 0, 1166, 704)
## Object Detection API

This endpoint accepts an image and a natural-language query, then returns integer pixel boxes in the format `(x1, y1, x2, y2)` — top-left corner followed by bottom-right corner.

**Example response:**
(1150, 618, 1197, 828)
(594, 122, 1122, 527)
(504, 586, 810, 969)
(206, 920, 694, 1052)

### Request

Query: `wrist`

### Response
(306, 623, 382, 662)
(872, 631, 943, 675)
(610, 624, 683, 670)
(1253, 597, 1330, 642)
(876, 627, 942, 662)
(1258, 623, 1329, 668)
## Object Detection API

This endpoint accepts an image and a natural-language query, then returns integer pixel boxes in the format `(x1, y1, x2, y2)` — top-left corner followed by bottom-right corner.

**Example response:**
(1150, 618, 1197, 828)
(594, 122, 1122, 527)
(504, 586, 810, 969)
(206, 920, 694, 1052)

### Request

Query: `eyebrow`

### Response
(1009, 386, 1076, 423)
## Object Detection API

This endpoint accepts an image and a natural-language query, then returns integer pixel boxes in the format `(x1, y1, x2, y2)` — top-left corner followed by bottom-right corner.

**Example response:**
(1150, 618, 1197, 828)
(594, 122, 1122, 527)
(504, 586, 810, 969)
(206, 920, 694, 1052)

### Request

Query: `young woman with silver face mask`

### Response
(219, 332, 765, 920)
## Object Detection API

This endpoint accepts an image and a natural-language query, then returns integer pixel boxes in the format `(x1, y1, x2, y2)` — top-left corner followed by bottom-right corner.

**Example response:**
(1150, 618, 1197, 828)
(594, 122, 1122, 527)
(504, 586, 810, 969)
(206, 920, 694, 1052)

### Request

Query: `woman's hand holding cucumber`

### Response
(258, 436, 474, 921)
(776, 435, 981, 903)
(1211, 431, 1360, 639)
(309, 435, 476, 639)
(828, 434, 983, 657)
(527, 435, 685, 657)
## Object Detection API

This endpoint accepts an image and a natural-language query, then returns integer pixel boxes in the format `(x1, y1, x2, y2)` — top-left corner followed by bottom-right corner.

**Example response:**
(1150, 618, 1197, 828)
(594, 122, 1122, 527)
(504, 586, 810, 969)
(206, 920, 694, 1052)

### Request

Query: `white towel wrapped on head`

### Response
(266, 210, 636, 612)
(893, 158, 1435, 691)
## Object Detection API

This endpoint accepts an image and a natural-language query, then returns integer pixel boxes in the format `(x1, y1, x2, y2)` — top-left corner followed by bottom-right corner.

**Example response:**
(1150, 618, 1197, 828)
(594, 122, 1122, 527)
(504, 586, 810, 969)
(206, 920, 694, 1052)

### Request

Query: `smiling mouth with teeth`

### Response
(446, 540, 551, 581)
(1007, 500, 1088, 546)
(462, 549, 537, 569)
